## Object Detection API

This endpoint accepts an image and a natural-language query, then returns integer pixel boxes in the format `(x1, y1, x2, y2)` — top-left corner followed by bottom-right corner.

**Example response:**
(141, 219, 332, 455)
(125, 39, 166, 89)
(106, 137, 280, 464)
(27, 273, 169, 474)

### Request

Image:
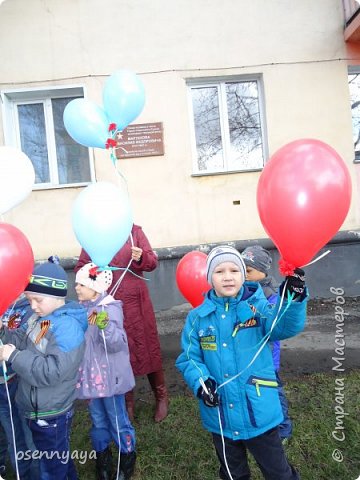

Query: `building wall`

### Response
(65, 233, 360, 310)
(0, 0, 358, 261)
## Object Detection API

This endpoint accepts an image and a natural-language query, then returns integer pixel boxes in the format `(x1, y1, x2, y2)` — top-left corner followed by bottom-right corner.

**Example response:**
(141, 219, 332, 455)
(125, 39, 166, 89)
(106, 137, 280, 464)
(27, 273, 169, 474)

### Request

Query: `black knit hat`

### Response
(25, 255, 68, 297)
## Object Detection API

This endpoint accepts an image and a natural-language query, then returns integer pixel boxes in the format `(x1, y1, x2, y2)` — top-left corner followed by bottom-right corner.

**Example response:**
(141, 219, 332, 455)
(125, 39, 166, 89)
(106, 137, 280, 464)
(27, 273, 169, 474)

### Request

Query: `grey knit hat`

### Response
(206, 245, 246, 285)
(241, 245, 272, 274)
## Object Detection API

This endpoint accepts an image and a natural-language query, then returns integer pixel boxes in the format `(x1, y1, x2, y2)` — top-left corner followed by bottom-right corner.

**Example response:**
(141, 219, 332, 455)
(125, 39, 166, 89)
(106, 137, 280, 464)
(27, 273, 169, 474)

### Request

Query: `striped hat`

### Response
(206, 246, 246, 285)
(25, 256, 68, 298)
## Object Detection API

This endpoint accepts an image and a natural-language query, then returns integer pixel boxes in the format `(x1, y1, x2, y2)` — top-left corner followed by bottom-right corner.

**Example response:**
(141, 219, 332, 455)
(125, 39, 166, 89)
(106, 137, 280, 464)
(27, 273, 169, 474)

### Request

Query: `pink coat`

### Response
(75, 224, 163, 376)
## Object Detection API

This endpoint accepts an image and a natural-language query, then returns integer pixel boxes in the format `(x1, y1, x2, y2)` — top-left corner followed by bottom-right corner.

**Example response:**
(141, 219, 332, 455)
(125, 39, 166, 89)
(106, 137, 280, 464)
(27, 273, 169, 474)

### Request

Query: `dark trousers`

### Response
(28, 409, 78, 480)
(212, 427, 299, 480)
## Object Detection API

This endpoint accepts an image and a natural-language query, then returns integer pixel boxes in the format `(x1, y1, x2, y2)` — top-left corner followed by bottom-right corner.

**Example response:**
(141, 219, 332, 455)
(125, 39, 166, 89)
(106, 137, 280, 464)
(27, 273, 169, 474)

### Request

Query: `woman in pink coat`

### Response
(75, 224, 168, 423)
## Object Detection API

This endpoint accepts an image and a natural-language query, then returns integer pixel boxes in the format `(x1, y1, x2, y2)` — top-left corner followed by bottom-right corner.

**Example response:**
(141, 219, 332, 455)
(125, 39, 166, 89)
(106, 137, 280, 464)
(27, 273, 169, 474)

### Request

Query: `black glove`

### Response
(197, 378, 219, 407)
(284, 268, 306, 299)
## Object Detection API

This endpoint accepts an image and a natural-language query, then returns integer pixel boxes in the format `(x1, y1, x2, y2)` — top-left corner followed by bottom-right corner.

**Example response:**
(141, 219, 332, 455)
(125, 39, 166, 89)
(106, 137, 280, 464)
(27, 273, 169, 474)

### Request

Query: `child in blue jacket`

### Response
(176, 245, 307, 480)
(242, 245, 292, 442)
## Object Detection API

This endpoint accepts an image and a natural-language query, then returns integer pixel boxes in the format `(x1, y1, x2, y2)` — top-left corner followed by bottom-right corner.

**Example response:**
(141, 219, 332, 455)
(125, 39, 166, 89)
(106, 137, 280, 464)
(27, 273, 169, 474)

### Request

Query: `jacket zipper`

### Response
(252, 378, 278, 396)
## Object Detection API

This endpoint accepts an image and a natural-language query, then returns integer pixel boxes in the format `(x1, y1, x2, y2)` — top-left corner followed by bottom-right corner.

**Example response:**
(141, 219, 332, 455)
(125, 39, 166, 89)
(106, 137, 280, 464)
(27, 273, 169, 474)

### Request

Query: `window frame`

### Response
(1, 85, 96, 189)
(187, 74, 268, 176)
(348, 66, 360, 163)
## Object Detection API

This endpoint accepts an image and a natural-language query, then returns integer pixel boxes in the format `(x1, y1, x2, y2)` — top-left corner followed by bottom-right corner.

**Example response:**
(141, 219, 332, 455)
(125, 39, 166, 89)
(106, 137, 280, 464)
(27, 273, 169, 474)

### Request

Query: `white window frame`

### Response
(187, 75, 268, 176)
(348, 66, 360, 163)
(1, 85, 95, 189)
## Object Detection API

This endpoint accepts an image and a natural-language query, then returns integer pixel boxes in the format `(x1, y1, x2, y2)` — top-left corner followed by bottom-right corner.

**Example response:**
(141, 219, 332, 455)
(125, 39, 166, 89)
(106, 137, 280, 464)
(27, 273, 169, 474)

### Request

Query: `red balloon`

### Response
(176, 251, 211, 307)
(257, 139, 352, 272)
(0, 223, 34, 315)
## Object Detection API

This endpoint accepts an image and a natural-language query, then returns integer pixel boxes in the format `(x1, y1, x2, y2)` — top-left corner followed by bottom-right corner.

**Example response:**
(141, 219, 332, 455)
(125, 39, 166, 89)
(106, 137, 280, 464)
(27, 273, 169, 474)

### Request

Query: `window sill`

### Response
(191, 168, 263, 177)
(32, 182, 92, 191)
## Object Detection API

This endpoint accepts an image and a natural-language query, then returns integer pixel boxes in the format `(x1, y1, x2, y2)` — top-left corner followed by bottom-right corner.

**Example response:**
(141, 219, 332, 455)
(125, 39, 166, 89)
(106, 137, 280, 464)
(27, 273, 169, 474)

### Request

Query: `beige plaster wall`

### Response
(0, 0, 358, 258)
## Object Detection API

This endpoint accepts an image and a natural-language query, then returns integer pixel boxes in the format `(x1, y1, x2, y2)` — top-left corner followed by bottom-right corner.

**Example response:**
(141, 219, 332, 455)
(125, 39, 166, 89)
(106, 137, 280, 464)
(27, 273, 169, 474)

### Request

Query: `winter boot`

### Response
(119, 451, 136, 480)
(96, 446, 113, 480)
(125, 390, 135, 422)
(147, 370, 169, 422)
(0, 465, 6, 479)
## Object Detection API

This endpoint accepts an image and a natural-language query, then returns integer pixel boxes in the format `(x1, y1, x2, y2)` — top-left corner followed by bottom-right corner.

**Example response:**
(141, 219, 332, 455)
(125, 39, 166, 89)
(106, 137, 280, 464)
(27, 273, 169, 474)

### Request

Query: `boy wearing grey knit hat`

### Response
(176, 244, 307, 480)
(241, 245, 293, 442)
(206, 245, 246, 296)
(242, 245, 272, 282)
(241, 245, 278, 300)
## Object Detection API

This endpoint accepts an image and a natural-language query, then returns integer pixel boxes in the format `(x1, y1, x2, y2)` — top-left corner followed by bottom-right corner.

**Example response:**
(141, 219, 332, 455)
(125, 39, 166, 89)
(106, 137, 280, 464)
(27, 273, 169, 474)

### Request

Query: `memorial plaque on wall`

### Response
(115, 122, 164, 158)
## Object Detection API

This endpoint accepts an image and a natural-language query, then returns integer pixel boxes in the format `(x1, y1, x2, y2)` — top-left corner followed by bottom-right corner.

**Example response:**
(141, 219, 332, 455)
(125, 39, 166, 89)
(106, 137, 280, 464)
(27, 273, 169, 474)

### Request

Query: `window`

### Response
(1, 87, 94, 188)
(348, 69, 360, 162)
(188, 76, 267, 174)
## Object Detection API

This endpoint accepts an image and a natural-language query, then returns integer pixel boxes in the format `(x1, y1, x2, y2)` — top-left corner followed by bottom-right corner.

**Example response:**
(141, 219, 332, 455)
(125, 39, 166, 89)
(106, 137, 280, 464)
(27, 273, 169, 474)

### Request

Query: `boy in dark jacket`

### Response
(0, 295, 39, 480)
(242, 245, 292, 442)
(0, 256, 88, 480)
(176, 246, 307, 480)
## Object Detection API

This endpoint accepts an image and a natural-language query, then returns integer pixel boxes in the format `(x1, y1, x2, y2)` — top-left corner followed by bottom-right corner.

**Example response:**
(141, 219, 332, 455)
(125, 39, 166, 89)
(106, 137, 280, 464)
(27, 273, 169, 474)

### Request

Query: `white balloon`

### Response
(0, 147, 35, 215)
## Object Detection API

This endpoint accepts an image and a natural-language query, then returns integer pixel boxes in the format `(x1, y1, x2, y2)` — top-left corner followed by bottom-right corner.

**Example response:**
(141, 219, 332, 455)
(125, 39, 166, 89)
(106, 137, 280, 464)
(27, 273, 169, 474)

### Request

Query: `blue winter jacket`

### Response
(176, 282, 307, 440)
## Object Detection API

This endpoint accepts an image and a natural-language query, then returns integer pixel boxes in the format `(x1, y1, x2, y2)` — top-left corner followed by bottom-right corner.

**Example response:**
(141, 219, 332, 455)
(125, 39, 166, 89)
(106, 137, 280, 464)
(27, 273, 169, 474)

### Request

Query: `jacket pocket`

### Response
(245, 375, 281, 429)
(248, 375, 278, 396)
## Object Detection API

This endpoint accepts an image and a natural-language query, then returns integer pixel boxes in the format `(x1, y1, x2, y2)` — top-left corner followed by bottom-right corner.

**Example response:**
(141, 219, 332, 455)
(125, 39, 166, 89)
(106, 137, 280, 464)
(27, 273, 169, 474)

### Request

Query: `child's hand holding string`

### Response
(284, 268, 306, 300)
(0, 344, 15, 362)
(197, 378, 219, 407)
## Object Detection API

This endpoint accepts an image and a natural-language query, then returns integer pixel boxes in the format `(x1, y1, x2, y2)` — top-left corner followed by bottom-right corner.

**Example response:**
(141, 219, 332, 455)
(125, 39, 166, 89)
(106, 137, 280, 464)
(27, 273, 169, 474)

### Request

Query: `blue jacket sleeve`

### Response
(267, 293, 281, 370)
(265, 288, 308, 341)
(175, 312, 212, 397)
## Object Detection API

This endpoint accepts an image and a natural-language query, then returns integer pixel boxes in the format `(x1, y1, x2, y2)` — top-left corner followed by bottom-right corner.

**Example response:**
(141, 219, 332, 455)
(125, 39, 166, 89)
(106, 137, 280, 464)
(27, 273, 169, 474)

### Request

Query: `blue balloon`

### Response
(103, 70, 145, 131)
(72, 182, 133, 267)
(63, 99, 109, 148)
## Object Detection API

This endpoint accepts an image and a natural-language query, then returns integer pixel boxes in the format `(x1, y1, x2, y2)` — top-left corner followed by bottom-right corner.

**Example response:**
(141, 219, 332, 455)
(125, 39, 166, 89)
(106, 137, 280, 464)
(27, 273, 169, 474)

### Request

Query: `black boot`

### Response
(120, 451, 136, 480)
(96, 446, 113, 480)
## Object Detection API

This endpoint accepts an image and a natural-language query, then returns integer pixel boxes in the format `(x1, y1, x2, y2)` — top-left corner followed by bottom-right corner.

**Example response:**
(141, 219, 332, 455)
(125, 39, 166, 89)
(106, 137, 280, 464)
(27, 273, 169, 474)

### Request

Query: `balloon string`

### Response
(0, 338, 20, 480)
(109, 232, 135, 297)
(107, 125, 129, 192)
(301, 249, 331, 268)
(110, 148, 128, 189)
(101, 329, 122, 479)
